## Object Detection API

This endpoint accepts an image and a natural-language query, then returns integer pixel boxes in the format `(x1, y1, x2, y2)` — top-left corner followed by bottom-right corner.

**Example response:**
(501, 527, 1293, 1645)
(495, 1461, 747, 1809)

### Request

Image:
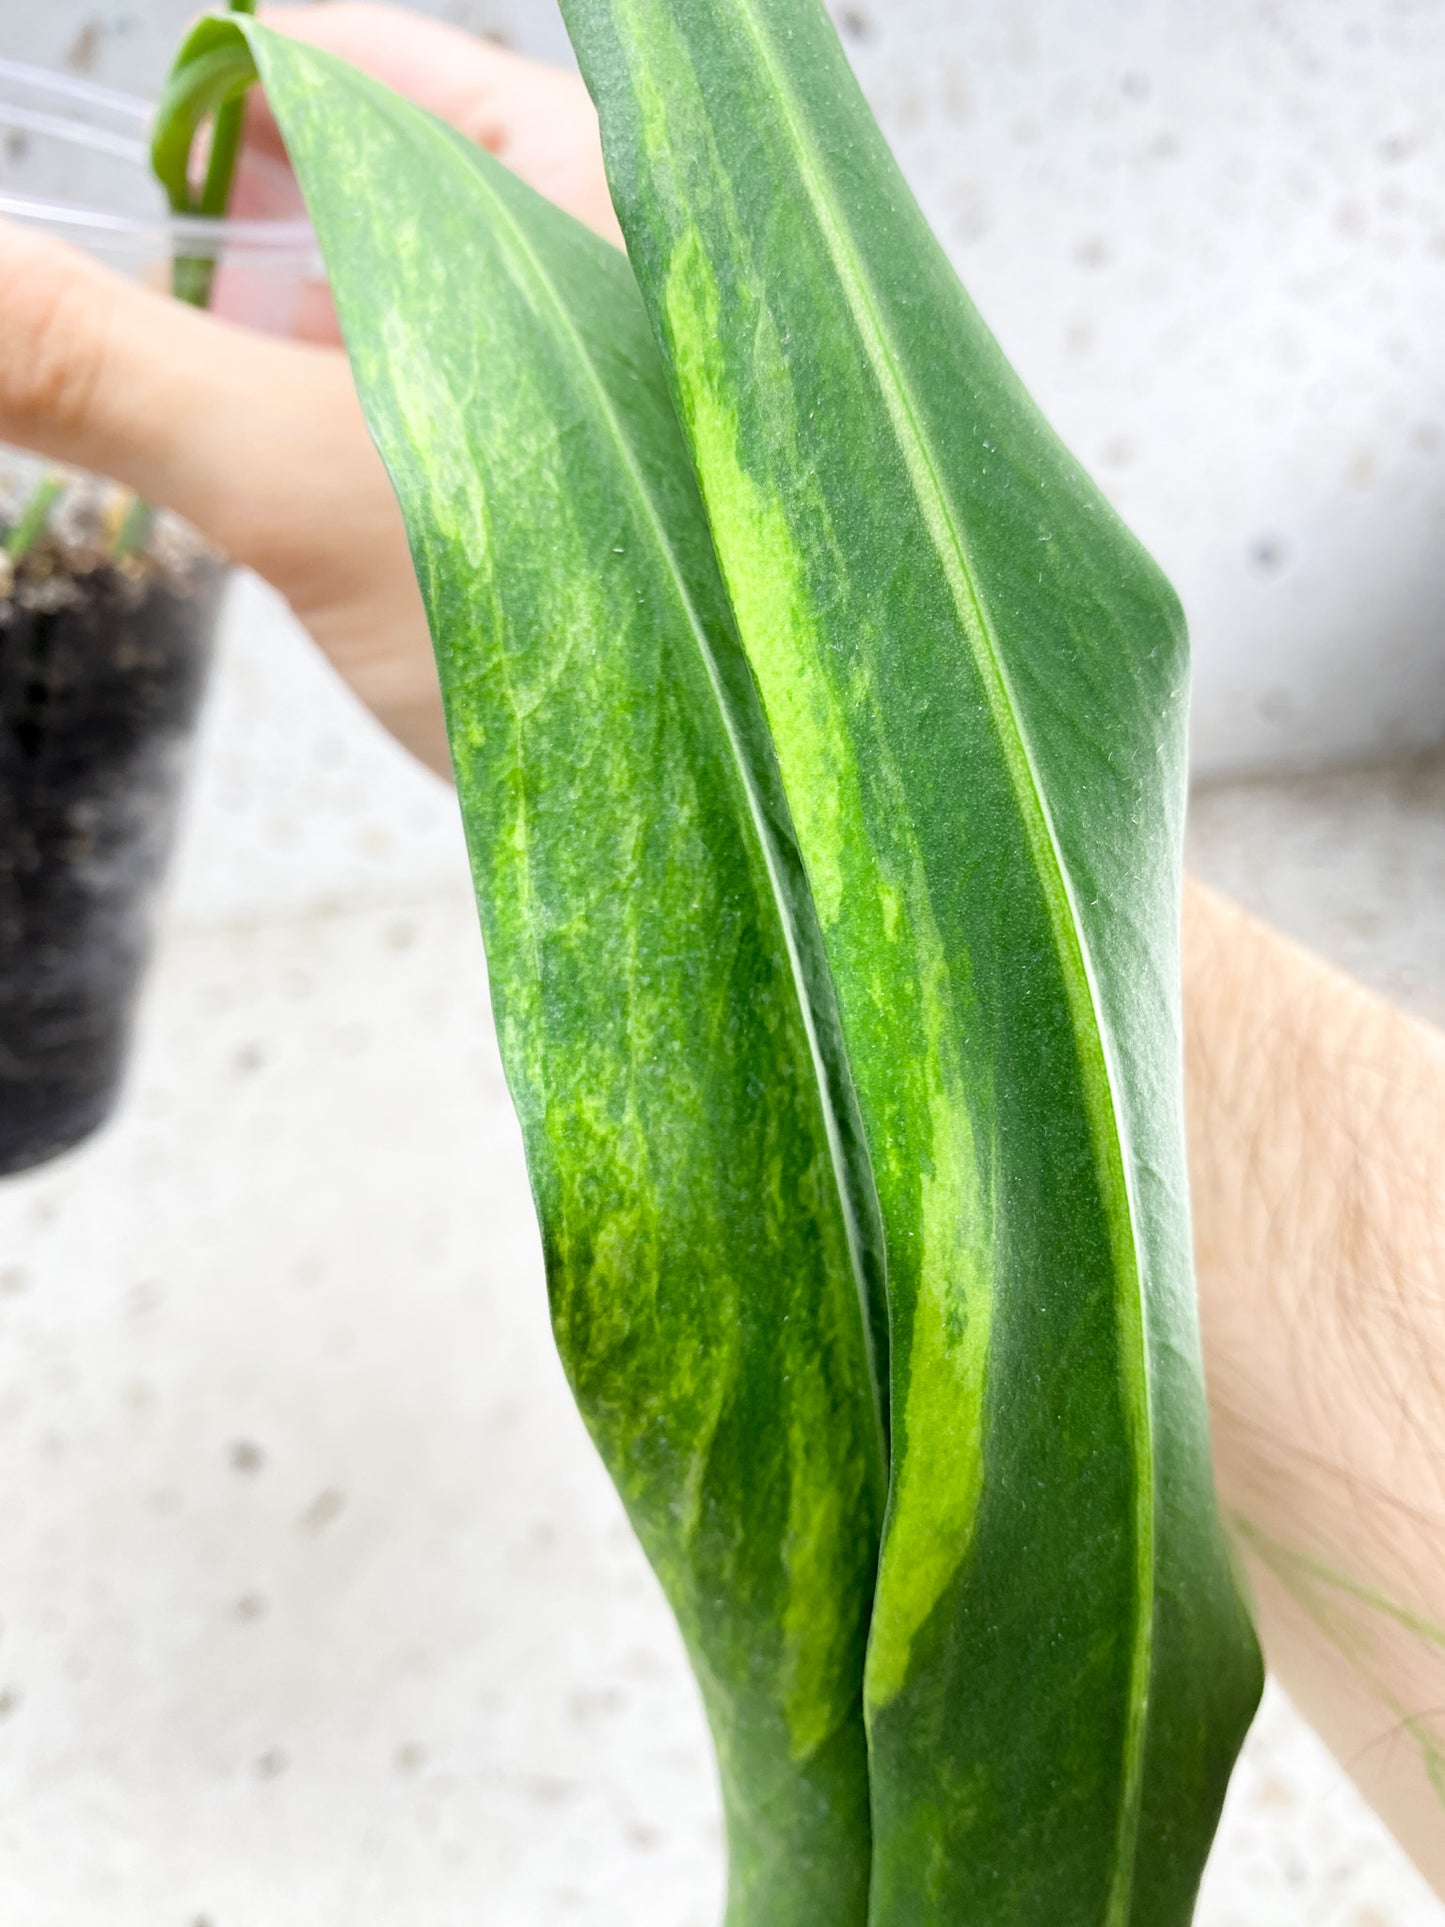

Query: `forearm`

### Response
(1184, 880, 1445, 1886)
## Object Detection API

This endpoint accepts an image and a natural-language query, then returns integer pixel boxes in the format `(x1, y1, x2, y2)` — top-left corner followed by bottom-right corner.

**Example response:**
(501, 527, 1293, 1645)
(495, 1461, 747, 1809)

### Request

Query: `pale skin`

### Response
(1, 2, 1441, 1892)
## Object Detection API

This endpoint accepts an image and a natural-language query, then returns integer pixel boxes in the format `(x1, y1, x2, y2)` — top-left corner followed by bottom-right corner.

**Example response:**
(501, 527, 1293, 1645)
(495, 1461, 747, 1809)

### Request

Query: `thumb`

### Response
(0, 218, 381, 584)
(0, 218, 449, 775)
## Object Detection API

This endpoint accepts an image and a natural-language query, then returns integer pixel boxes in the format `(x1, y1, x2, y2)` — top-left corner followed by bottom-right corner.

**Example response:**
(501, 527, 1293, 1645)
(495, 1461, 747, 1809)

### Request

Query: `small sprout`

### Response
(109, 0, 260, 560)
(3, 474, 64, 563)
(110, 493, 157, 562)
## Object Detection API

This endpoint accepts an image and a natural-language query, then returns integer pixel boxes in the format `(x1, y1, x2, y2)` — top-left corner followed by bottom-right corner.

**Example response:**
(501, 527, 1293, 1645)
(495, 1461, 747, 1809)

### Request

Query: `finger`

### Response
(0, 217, 447, 769)
(0, 218, 376, 579)
(251, 2, 621, 243)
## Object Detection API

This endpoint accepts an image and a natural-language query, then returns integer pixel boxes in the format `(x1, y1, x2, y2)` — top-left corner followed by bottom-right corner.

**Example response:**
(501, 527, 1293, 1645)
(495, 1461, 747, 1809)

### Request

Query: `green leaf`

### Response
(557, 0, 1263, 1917)
(163, 16, 888, 1920)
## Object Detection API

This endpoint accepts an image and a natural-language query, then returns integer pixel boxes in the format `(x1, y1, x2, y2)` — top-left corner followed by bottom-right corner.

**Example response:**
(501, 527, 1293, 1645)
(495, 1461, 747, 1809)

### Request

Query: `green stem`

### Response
(165, 0, 258, 311)
(3, 475, 64, 563)
(110, 492, 157, 562)
(113, 0, 259, 558)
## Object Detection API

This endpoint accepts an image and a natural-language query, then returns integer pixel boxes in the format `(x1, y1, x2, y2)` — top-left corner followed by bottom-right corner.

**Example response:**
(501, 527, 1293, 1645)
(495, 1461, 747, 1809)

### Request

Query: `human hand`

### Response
(0, 3, 618, 776)
(1184, 881, 1445, 1891)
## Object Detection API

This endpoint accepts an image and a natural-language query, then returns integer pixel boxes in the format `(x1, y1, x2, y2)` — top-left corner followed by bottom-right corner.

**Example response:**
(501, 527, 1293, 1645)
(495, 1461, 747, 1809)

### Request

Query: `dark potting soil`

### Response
(0, 533, 224, 1176)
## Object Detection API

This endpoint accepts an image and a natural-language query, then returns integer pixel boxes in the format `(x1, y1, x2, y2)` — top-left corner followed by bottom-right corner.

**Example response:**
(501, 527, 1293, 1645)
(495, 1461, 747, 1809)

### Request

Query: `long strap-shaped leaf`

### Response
(558, 0, 1263, 1918)
(161, 20, 888, 1919)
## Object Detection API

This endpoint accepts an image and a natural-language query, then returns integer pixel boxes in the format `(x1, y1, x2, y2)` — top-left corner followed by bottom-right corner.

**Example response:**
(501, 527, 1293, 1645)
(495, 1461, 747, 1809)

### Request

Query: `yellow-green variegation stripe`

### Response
(163, 19, 889, 1921)
(559, 0, 1263, 1917)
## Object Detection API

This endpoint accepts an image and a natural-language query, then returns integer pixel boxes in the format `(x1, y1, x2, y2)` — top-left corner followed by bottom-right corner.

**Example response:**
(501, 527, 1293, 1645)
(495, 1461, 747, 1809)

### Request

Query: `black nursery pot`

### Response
(0, 525, 226, 1175)
(0, 59, 318, 1176)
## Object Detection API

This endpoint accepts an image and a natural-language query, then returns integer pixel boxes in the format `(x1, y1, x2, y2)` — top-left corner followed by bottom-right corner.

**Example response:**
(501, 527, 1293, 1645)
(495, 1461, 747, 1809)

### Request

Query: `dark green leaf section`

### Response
(558, 0, 1263, 1918)
(168, 19, 889, 1920)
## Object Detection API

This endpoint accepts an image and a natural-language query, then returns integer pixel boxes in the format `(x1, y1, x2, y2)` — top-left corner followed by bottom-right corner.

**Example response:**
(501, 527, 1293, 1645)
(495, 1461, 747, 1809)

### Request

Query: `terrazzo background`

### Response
(1, 0, 1443, 1920)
